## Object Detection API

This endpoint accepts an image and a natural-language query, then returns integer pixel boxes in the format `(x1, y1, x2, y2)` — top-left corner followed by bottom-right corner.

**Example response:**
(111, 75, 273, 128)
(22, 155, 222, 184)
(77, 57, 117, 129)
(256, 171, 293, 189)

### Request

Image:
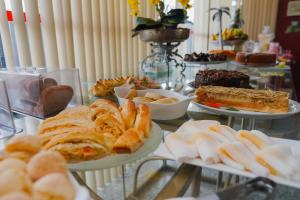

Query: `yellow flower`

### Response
(178, 0, 192, 9)
(128, 0, 140, 16)
(150, 0, 160, 5)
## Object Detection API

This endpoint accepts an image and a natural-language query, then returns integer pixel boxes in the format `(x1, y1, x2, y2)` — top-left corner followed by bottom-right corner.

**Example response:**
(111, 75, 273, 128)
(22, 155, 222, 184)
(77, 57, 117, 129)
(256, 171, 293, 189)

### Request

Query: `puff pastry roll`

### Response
(94, 113, 125, 138)
(120, 99, 137, 129)
(43, 129, 110, 162)
(236, 130, 273, 153)
(218, 142, 269, 176)
(90, 99, 123, 123)
(112, 128, 144, 153)
(134, 104, 152, 138)
(38, 118, 94, 135)
(255, 144, 300, 179)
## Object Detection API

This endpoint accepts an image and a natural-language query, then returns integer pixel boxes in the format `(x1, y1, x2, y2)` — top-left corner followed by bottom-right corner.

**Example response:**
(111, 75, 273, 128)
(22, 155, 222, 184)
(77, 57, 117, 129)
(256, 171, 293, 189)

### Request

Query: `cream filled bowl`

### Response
(114, 86, 194, 120)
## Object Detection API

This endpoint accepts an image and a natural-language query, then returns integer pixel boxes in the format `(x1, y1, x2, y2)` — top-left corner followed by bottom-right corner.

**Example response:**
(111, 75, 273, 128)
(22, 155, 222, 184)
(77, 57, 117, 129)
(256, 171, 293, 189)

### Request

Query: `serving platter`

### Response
(184, 60, 227, 66)
(229, 61, 278, 68)
(192, 100, 300, 120)
(154, 137, 300, 189)
(68, 122, 163, 171)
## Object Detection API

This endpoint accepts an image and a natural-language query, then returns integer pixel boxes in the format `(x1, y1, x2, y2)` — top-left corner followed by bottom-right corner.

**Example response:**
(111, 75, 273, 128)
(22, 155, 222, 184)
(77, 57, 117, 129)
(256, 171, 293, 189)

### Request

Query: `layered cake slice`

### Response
(195, 86, 289, 113)
(193, 70, 250, 88)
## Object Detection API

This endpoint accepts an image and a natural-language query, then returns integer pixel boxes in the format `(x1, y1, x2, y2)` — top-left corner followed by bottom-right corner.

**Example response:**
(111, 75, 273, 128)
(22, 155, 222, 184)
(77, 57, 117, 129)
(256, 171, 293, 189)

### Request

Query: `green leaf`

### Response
(136, 17, 157, 25)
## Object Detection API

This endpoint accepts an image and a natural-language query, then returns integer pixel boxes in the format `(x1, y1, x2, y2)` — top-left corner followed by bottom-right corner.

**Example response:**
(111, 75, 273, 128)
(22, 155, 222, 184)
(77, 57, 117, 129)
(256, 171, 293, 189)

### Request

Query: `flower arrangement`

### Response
(128, 0, 192, 37)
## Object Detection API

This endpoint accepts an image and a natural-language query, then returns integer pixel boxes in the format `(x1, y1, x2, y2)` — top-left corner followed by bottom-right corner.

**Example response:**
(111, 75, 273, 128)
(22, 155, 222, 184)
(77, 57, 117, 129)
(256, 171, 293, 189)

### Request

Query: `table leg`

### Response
(227, 116, 235, 128)
(192, 167, 202, 197)
(133, 157, 172, 193)
(216, 171, 223, 190)
(250, 119, 256, 130)
(71, 171, 104, 200)
(122, 165, 126, 200)
(240, 118, 245, 129)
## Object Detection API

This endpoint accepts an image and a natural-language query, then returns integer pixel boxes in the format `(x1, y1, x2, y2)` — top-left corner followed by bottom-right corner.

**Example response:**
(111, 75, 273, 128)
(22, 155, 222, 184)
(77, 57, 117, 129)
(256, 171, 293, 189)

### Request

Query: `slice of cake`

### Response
(195, 86, 289, 113)
(235, 52, 277, 65)
(193, 70, 250, 88)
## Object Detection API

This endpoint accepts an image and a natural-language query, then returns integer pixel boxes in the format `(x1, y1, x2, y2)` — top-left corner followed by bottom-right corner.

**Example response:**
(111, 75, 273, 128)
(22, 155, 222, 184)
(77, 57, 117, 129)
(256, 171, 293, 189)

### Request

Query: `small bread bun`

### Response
(0, 158, 27, 173)
(0, 192, 32, 200)
(144, 92, 165, 100)
(133, 97, 154, 103)
(152, 97, 179, 105)
(33, 173, 74, 200)
(5, 135, 42, 154)
(0, 169, 32, 196)
(27, 151, 67, 181)
(7, 152, 33, 163)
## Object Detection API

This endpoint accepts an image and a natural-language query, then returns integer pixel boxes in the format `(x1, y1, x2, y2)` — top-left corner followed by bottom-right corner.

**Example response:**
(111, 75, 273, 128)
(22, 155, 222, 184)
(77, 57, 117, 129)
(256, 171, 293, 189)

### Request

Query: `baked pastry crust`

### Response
(134, 104, 152, 138)
(5, 135, 42, 155)
(196, 86, 289, 113)
(120, 99, 137, 129)
(94, 113, 125, 138)
(112, 128, 144, 153)
(33, 173, 74, 200)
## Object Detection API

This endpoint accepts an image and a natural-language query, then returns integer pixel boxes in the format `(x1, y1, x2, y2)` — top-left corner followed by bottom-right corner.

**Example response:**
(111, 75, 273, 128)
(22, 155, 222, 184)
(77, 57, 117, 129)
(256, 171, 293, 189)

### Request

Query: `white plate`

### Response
(192, 100, 300, 120)
(69, 173, 90, 200)
(154, 137, 300, 189)
(68, 122, 163, 171)
(184, 60, 227, 65)
(114, 86, 193, 120)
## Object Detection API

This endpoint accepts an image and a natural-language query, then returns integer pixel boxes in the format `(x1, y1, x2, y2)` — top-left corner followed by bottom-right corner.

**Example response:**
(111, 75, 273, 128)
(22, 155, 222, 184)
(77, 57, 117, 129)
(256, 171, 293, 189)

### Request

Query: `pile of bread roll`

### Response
(0, 134, 74, 200)
(126, 90, 179, 105)
(38, 99, 152, 162)
(165, 120, 300, 181)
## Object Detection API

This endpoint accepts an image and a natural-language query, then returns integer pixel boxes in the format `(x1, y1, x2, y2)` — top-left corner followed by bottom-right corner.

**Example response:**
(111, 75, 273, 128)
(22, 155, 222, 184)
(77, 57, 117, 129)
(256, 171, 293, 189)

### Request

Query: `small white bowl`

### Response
(114, 86, 194, 120)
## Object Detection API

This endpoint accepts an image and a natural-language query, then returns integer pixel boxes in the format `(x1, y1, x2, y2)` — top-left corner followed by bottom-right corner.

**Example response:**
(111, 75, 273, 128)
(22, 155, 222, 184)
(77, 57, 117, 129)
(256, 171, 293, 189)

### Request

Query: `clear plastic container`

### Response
(0, 67, 83, 119)
(0, 79, 17, 139)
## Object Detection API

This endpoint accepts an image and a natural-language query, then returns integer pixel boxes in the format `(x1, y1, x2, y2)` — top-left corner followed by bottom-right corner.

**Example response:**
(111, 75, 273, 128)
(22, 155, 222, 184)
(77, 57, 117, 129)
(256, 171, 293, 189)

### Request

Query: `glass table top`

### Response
(3, 63, 300, 200)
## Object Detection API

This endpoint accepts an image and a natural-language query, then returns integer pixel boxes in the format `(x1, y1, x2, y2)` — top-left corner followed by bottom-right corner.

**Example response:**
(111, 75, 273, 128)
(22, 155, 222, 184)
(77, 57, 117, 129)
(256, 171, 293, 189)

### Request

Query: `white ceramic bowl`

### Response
(114, 86, 194, 120)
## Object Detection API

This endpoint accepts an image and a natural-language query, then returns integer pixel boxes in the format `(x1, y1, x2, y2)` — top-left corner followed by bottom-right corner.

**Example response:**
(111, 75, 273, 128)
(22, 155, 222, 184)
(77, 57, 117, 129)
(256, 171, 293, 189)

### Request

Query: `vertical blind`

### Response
(0, 0, 155, 81)
(242, 0, 279, 40)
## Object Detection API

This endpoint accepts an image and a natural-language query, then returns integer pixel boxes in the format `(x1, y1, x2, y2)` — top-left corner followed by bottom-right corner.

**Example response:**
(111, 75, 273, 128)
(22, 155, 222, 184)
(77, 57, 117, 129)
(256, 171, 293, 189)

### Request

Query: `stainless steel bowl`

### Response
(139, 28, 190, 43)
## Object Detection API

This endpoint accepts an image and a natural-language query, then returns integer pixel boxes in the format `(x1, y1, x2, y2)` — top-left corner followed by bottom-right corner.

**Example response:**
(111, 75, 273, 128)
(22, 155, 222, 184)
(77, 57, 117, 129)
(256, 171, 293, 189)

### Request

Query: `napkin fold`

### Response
(236, 130, 273, 153)
(218, 142, 269, 176)
(165, 133, 198, 161)
(256, 143, 300, 179)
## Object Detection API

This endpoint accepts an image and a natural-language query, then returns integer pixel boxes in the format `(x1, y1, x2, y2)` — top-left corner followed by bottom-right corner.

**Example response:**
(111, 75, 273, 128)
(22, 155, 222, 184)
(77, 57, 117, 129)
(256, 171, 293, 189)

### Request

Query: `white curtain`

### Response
(0, 0, 155, 81)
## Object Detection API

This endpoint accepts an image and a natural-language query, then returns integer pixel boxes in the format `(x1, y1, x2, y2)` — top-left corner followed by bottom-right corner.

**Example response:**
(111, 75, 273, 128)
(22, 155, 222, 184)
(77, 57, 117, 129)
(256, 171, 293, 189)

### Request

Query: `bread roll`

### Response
(120, 99, 137, 129)
(0, 169, 32, 196)
(33, 173, 74, 200)
(0, 158, 27, 173)
(5, 135, 42, 155)
(113, 128, 144, 153)
(0, 192, 31, 200)
(6, 152, 33, 163)
(134, 104, 152, 138)
(27, 151, 67, 181)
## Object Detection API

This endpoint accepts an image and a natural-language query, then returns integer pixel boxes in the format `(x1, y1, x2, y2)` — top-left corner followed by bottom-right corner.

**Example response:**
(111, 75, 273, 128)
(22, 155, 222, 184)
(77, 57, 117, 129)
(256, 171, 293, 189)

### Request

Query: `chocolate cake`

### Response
(193, 70, 250, 88)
